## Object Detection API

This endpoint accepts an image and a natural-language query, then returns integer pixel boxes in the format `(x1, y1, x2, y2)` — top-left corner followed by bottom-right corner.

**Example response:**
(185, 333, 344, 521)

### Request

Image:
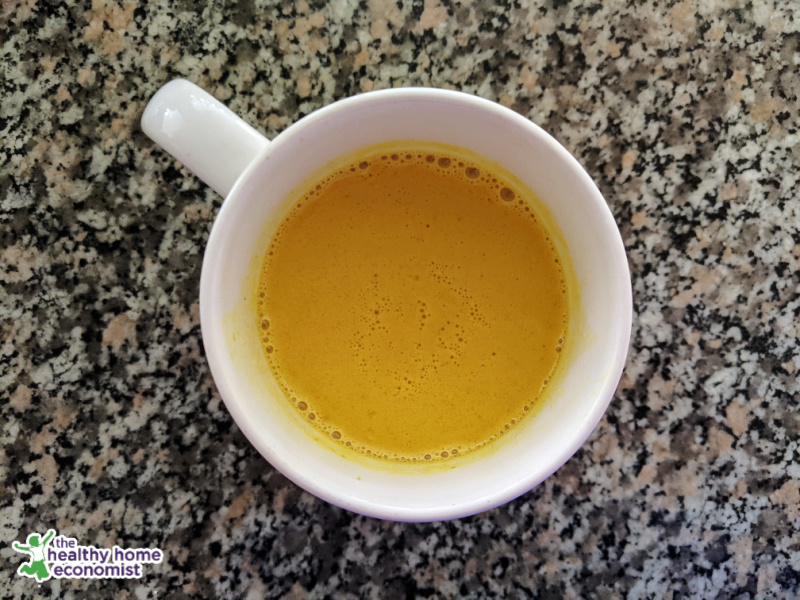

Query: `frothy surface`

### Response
(256, 143, 569, 462)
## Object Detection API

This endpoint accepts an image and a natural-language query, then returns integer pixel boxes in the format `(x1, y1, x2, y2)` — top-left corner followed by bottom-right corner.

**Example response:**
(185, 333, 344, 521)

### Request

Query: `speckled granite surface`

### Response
(2, 0, 799, 597)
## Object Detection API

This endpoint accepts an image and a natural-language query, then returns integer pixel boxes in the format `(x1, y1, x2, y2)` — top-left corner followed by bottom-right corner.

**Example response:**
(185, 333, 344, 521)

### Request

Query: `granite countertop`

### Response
(2, 0, 799, 597)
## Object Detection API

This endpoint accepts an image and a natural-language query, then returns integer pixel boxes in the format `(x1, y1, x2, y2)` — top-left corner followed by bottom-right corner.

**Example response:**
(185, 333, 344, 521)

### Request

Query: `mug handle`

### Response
(141, 79, 269, 197)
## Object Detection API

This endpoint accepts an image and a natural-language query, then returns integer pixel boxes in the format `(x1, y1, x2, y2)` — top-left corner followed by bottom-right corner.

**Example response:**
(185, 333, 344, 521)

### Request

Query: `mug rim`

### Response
(199, 87, 632, 521)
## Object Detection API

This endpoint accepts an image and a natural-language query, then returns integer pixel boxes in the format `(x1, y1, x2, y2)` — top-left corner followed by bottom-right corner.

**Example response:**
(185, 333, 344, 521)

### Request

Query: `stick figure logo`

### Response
(12, 529, 56, 583)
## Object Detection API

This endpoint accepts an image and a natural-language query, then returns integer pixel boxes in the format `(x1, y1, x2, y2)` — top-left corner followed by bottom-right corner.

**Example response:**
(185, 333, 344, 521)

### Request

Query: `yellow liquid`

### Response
(256, 143, 569, 463)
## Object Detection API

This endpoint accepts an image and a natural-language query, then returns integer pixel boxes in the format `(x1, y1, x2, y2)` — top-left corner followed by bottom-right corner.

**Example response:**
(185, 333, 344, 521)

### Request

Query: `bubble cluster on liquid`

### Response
(255, 318, 569, 465)
(252, 142, 572, 464)
(272, 371, 476, 463)
(261, 146, 558, 243)
(255, 326, 569, 465)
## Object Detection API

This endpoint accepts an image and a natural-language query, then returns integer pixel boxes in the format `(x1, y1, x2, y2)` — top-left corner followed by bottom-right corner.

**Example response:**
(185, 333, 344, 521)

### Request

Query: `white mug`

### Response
(141, 79, 632, 522)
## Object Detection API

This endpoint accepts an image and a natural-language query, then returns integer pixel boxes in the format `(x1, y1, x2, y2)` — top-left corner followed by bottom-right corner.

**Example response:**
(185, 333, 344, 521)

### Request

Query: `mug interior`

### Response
(200, 88, 631, 521)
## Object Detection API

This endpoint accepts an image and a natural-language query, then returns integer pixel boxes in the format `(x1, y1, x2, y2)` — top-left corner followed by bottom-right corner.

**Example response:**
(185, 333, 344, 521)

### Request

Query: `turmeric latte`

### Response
(256, 142, 569, 463)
